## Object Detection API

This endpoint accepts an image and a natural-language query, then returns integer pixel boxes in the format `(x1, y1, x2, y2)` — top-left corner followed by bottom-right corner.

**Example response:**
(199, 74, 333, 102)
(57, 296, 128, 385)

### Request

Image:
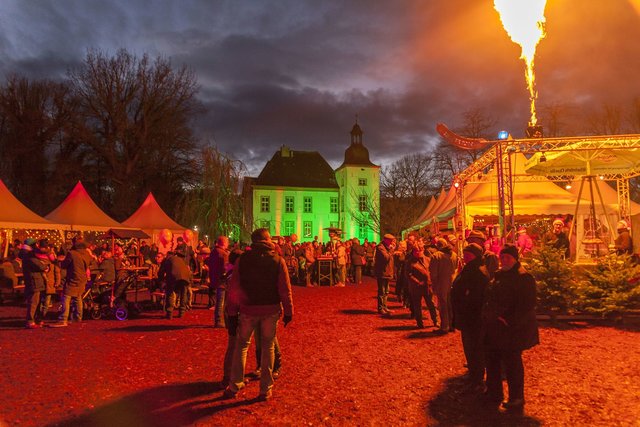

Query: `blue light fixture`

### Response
(498, 130, 510, 140)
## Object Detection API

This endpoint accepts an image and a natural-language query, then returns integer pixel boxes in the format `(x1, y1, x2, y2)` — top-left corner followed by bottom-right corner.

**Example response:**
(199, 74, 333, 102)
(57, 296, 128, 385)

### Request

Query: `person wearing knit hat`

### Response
(463, 243, 483, 260)
(500, 244, 519, 264)
(484, 242, 539, 412)
(614, 219, 633, 255)
(451, 242, 489, 390)
(466, 230, 499, 279)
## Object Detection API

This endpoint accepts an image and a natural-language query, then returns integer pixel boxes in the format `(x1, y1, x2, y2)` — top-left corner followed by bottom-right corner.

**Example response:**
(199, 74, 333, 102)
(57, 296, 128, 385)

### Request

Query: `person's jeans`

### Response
(223, 330, 236, 383)
(255, 333, 282, 372)
(166, 280, 189, 315)
(25, 290, 42, 324)
(214, 287, 226, 326)
(376, 277, 389, 311)
(61, 293, 83, 322)
(485, 348, 525, 402)
(208, 286, 216, 308)
(461, 324, 485, 384)
(229, 312, 279, 395)
(434, 289, 452, 331)
(335, 264, 346, 284)
(409, 285, 438, 327)
(353, 265, 362, 284)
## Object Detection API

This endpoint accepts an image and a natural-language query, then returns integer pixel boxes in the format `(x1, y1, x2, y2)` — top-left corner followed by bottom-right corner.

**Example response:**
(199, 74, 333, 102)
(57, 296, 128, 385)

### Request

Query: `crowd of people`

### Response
(3, 215, 635, 409)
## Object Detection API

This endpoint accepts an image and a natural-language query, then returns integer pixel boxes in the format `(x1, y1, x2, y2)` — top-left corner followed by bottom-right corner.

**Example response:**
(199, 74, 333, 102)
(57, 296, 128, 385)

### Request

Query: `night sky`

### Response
(1, 0, 638, 175)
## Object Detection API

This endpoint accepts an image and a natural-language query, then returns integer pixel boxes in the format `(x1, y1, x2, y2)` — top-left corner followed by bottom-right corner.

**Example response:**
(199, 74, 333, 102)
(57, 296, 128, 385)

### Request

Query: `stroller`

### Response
(82, 270, 140, 320)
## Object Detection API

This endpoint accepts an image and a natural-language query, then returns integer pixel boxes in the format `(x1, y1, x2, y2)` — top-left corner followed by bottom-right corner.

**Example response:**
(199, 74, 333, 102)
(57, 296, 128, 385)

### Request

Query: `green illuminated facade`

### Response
(245, 122, 380, 243)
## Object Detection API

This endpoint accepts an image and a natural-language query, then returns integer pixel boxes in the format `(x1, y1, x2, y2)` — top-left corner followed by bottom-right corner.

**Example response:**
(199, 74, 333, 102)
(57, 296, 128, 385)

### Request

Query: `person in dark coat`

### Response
(374, 234, 396, 315)
(20, 239, 50, 328)
(350, 238, 365, 285)
(482, 244, 539, 412)
(158, 250, 192, 319)
(451, 243, 489, 389)
(206, 236, 231, 327)
(52, 237, 93, 327)
(406, 245, 438, 329)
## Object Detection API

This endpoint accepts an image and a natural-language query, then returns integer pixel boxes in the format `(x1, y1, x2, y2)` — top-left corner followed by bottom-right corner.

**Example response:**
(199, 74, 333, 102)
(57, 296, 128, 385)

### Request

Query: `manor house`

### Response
(243, 122, 380, 243)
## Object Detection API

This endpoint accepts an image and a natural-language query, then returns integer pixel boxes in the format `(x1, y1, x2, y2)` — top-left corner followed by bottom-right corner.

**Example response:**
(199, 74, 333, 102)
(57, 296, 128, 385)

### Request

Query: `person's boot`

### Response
(165, 311, 173, 320)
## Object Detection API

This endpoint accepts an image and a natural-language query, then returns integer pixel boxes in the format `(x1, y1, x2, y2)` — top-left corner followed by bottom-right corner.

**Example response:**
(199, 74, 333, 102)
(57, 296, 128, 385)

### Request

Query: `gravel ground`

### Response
(1, 277, 639, 426)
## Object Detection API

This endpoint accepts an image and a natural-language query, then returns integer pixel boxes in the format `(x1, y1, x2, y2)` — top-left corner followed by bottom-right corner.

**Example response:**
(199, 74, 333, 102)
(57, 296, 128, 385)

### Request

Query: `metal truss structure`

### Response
(452, 132, 640, 241)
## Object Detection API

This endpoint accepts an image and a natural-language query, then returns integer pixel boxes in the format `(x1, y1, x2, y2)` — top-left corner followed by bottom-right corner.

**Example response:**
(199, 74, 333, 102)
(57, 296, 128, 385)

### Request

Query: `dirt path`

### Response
(1, 277, 639, 426)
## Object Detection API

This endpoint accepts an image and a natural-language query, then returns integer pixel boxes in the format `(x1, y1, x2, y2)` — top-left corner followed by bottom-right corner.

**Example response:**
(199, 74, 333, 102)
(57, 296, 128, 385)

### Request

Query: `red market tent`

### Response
(0, 179, 67, 230)
(45, 181, 127, 231)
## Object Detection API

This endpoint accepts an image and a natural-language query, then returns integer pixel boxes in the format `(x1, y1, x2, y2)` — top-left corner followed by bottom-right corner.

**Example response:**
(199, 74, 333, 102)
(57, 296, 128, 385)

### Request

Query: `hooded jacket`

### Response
(226, 241, 294, 317)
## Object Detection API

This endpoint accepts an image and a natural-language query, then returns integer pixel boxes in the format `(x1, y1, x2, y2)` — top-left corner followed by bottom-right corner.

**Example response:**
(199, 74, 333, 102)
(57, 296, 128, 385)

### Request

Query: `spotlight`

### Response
(453, 180, 461, 189)
(599, 175, 604, 180)
(565, 182, 572, 190)
(498, 130, 510, 140)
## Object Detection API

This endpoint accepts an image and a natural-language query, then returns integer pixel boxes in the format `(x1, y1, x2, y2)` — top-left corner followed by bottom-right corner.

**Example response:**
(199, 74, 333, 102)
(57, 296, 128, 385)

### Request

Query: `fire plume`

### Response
(494, 0, 547, 126)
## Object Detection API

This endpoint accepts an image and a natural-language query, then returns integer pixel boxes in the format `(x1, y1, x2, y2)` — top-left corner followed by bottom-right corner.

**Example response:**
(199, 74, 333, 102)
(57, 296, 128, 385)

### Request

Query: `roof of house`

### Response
(255, 147, 339, 189)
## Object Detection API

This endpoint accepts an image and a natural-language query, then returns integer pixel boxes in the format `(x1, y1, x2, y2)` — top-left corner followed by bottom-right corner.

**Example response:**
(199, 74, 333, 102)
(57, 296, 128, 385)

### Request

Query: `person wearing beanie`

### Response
(451, 243, 489, 391)
(482, 243, 539, 412)
(466, 230, 499, 279)
(614, 220, 633, 255)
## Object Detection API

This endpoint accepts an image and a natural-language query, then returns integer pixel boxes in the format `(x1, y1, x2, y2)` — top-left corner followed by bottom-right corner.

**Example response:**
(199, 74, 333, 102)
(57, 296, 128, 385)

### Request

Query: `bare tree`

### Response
(177, 146, 246, 241)
(586, 104, 623, 135)
(67, 48, 201, 219)
(0, 75, 76, 213)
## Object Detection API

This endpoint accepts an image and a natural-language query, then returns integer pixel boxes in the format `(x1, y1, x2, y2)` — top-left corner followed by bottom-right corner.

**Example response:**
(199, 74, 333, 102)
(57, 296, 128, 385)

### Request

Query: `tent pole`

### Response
(568, 177, 586, 260)
(593, 178, 615, 245)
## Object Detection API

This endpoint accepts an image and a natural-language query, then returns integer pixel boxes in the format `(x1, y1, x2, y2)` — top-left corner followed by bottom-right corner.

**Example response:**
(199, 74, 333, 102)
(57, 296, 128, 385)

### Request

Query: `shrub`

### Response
(528, 245, 576, 315)
(574, 253, 640, 317)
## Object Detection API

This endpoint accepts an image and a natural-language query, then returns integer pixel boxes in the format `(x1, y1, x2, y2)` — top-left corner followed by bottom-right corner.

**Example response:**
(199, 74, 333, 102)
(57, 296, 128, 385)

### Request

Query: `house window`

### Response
(358, 178, 367, 186)
(303, 221, 312, 238)
(330, 197, 338, 213)
(359, 221, 368, 239)
(304, 196, 312, 213)
(260, 220, 271, 232)
(284, 221, 295, 236)
(260, 195, 270, 213)
(285, 196, 294, 213)
(330, 221, 339, 229)
(359, 195, 367, 212)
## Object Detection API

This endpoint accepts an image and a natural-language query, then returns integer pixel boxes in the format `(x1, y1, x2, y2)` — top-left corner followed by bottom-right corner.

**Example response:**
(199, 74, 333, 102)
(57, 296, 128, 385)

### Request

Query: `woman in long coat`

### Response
(482, 244, 539, 412)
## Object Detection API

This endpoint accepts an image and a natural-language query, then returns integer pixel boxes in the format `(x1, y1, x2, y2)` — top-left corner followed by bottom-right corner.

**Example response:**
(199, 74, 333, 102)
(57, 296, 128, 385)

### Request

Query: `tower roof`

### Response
(338, 122, 377, 169)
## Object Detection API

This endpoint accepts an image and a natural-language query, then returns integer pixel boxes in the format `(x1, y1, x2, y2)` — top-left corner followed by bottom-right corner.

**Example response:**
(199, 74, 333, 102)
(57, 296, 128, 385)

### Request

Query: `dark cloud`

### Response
(0, 0, 638, 175)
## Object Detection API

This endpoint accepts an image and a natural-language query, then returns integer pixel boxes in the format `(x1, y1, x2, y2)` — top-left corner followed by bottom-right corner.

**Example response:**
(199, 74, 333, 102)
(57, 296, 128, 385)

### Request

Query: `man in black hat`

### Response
(374, 234, 396, 315)
(482, 244, 539, 412)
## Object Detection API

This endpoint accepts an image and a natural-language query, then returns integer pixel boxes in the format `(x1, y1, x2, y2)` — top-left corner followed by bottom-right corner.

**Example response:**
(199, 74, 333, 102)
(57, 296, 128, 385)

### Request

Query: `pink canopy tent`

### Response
(121, 193, 192, 253)
(45, 181, 127, 231)
(0, 179, 68, 257)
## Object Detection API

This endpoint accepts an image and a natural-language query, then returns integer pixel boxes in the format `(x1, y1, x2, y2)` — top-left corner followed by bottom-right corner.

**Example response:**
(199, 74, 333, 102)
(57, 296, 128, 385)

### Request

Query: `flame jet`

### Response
(494, 0, 547, 127)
